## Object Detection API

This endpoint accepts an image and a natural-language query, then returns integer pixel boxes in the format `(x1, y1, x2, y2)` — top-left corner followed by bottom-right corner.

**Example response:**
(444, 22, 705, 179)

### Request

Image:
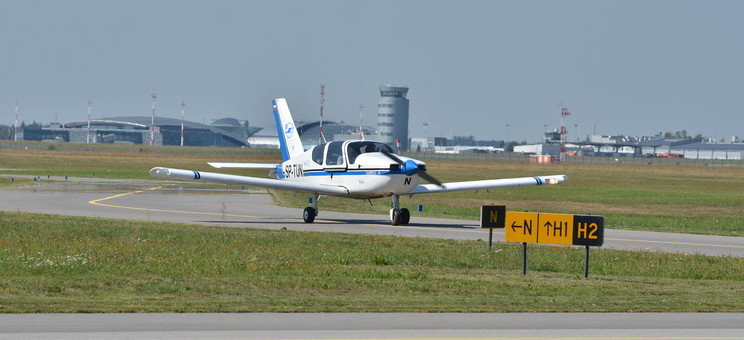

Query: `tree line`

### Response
(0, 122, 44, 140)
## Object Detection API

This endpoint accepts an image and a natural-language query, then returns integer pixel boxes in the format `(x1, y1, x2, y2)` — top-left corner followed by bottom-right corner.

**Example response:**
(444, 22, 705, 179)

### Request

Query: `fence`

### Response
(402, 151, 744, 167)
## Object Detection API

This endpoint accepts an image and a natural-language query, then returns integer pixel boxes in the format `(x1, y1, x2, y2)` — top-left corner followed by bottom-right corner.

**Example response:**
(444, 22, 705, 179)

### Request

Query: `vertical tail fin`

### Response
(272, 98, 304, 161)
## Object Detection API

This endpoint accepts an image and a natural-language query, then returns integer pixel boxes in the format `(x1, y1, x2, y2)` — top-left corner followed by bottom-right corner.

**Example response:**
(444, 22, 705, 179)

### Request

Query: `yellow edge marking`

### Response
(88, 186, 276, 220)
(89, 188, 744, 250)
(606, 237, 744, 249)
(274, 337, 744, 340)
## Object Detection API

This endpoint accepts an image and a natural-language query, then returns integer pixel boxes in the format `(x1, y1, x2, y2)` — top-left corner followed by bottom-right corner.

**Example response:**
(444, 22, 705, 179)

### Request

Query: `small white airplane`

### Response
(150, 98, 567, 225)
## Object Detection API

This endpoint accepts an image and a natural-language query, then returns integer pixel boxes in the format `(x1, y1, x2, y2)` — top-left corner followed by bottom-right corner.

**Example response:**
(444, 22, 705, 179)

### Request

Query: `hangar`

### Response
(22, 117, 261, 147)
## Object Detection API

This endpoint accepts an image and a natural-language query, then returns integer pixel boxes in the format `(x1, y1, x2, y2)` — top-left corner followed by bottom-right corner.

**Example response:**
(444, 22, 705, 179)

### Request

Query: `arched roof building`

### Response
(23, 116, 261, 147)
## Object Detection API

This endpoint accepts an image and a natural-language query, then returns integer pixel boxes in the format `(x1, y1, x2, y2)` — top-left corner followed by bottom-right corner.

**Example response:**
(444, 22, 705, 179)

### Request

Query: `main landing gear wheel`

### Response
(390, 208, 410, 226)
(303, 207, 316, 223)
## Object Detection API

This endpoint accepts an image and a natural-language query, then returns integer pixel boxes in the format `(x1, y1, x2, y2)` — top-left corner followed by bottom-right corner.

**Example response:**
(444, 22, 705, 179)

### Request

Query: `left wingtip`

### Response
(149, 167, 169, 179)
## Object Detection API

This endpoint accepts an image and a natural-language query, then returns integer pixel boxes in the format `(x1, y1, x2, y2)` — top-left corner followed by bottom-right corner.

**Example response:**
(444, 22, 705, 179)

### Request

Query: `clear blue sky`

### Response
(1, 0, 742, 143)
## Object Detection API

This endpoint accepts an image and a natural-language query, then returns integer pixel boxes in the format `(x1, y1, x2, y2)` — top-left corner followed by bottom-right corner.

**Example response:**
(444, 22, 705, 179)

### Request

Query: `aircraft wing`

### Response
(149, 167, 350, 195)
(409, 174, 567, 195)
(208, 162, 278, 169)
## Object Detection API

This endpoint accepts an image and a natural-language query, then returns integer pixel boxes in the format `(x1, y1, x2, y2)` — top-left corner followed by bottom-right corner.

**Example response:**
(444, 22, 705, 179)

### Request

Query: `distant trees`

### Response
(659, 130, 704, 141)
(505, 140, 527, 152)
(661, 130, 689, 139)
(23, 121, 43, 130)
(655, 130, 744, 143)
(0, 121, 44, 140)
(0, 124, 11, 140)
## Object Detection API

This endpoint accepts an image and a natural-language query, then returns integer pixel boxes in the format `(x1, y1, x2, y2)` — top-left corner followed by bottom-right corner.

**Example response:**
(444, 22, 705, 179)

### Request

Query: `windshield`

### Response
(325, 141, 345, 166)
(346, 141, 395, 164)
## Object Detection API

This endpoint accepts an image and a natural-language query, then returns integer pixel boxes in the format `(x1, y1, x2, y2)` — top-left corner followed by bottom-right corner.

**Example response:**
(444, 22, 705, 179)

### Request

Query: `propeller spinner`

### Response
(381, 149, 444, 187)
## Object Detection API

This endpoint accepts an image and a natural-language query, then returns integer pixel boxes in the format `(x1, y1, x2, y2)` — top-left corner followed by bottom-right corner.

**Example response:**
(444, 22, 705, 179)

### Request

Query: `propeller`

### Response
(381, 149, 444, 187)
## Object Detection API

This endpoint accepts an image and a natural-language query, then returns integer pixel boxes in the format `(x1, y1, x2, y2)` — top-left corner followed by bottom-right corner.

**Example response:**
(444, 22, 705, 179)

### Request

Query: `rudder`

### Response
(272, 98, 304, 161)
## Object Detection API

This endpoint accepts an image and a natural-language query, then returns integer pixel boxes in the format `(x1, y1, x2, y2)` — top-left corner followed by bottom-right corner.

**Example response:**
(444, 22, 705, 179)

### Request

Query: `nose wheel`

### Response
(303, 207, 317, 223)
(389, 194, 410, 225)
(303, 194, 320, 223)
(390, 208, 410, 226)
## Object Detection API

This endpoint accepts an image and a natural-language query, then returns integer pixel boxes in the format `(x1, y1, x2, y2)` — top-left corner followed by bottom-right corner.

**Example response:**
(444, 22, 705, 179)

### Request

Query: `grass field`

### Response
(1, 141, 743, 312)
(1, 212, 742, 313)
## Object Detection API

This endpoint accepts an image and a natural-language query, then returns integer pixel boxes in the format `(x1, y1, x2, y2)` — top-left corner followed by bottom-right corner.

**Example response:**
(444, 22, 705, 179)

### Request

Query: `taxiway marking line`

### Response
(88, 187, 275, 220)
(88, 188, 744, 251)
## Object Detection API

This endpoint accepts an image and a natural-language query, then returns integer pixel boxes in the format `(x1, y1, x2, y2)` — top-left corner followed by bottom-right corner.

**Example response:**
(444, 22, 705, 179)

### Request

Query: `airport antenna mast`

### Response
(319, 84, 327, 144)
(14, 100, 19, 142)
(358, 104, 365, 140)
(180, 101, 185, 147)
(86, 100, 92, 144)
(150, 93, 157, 146)
(559, 106, 570, 162)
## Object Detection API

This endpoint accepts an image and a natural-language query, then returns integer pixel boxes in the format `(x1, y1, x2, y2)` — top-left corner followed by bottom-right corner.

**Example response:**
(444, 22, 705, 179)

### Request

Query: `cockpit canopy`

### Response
(346, 141, 395, 164)
(310, 141, 395, 167)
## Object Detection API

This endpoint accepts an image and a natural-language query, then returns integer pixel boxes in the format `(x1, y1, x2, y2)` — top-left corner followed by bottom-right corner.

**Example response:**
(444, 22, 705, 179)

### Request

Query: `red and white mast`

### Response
(14, 100, 19, 141)
(180, 101, 185, 147)
(319, 84, 326, 145)
(358, 103, 365, 140)
(86, 99, 92, 144)
(559, 106, 570, 161)
(150, 93, 157, 146)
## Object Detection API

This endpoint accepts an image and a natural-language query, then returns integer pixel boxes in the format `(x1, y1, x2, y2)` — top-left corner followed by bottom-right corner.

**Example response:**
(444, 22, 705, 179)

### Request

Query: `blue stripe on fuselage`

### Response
(275, 169, 409, 179)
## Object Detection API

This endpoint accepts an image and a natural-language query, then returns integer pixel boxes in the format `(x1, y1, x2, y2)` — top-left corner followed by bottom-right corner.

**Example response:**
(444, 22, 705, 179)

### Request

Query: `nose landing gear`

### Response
(303, 194, 320, 223)
(389, 194, 410, 226)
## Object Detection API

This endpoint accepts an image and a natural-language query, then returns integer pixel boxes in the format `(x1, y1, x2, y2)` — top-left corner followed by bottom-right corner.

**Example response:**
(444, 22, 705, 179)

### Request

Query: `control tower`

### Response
(377, 85, 409, 151)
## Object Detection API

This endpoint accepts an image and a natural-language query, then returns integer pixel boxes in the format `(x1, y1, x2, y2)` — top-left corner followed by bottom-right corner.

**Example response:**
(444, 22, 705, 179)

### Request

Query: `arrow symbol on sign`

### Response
(511, 221, 522, 232)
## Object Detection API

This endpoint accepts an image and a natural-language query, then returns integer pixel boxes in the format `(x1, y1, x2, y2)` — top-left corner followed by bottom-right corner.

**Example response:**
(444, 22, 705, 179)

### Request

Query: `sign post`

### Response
(584, 246, 590, 278)
(480, 205, 506, 251)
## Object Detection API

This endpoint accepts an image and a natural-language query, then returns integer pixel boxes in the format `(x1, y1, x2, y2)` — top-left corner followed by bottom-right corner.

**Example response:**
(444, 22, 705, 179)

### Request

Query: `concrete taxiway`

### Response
(1, 177, 743, 257)
(1, 313, 743, 340)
